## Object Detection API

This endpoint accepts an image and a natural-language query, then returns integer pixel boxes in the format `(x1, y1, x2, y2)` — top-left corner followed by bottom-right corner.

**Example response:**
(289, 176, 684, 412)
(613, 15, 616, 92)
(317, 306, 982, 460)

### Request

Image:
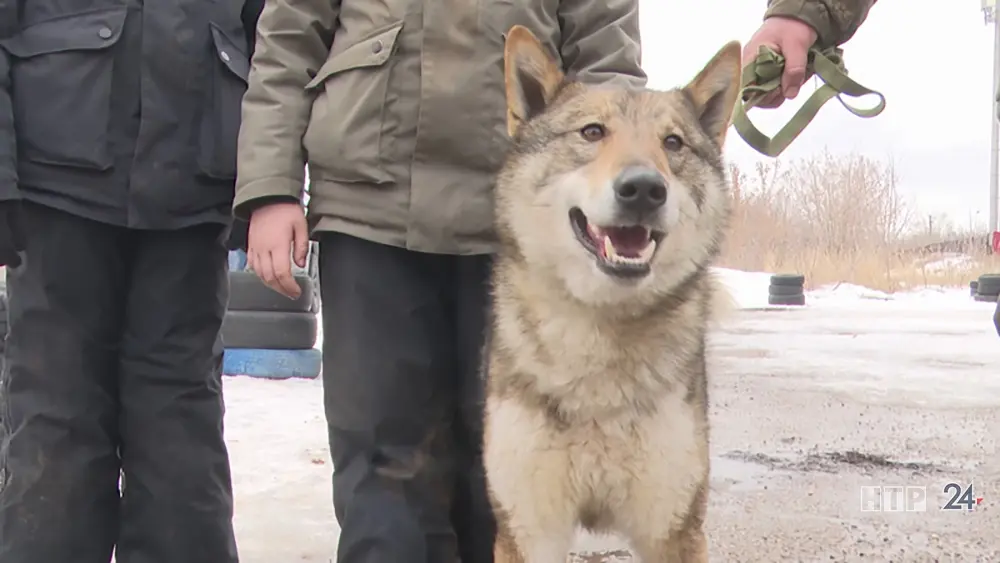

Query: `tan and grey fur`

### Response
(483, 25, 743, 563)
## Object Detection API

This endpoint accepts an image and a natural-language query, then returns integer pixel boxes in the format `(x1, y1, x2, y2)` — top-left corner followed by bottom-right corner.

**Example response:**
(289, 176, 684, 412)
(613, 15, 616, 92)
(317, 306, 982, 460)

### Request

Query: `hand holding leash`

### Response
(741, 16, 817, 108)
(734, 17, 886, 157)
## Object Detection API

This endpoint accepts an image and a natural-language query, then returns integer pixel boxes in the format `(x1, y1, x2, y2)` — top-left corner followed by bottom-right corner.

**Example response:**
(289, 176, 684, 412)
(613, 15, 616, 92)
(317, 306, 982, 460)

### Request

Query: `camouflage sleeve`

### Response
(557, 0, 647, 89)
(764, 0, 876, 48)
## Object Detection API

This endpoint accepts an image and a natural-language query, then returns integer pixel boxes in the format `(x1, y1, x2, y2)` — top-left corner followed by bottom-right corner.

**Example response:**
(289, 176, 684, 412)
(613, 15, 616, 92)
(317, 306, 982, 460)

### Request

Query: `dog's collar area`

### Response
(568, 208, 663, 279)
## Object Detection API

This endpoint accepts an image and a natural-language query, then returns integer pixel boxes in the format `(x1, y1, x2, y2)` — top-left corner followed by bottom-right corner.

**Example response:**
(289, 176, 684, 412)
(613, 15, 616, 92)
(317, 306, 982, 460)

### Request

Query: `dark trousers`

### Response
(0, 202, 238, 563)
(319, 233, 496, 563)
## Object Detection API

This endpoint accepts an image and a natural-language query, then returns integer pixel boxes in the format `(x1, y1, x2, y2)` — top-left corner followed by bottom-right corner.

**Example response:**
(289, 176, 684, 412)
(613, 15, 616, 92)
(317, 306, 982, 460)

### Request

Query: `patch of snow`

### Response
(921, 252, 975, 273)
(809, 282, 892, 302)
(710, 267, 773, 309)
(710, 266, 991, 312)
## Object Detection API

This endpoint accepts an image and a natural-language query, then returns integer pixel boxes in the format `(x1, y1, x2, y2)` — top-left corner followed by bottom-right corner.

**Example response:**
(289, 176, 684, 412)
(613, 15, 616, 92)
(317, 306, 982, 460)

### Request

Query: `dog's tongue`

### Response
(602, 226, 649, 257)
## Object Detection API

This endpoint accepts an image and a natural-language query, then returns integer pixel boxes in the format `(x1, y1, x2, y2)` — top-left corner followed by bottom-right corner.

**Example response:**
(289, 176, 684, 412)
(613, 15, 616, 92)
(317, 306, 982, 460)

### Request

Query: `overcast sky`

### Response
(637, 0, 997, 229)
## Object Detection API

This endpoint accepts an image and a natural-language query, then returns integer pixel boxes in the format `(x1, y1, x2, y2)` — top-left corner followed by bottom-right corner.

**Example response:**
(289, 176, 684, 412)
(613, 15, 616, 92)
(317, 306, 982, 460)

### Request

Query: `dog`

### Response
(482, 25, 742, 563)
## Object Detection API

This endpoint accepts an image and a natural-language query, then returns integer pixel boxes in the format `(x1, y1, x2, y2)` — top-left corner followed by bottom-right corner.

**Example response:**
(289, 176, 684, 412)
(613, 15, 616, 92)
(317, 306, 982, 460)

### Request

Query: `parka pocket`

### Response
(2, 8, 127, 171)
(197, 22, 250, 180)
(302, 22, 403, 185)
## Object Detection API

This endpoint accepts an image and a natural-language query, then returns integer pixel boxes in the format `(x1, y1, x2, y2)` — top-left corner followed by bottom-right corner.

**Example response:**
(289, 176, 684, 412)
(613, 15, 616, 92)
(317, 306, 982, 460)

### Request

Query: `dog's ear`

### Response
(504, 25, 565, 137)
(683, 41, 742, 148)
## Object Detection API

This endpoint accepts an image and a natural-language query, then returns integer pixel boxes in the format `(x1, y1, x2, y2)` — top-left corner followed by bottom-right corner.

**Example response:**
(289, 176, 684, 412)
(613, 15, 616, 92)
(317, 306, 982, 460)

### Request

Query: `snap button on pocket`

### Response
(98, 27, 113, 39)
(371, 40, 383, 54)
(220, 50, 231, 62)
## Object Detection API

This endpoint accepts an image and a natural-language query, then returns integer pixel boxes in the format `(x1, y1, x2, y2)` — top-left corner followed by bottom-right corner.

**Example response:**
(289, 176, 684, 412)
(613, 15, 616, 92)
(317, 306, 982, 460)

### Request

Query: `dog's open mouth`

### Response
(569, 208, 664, 278)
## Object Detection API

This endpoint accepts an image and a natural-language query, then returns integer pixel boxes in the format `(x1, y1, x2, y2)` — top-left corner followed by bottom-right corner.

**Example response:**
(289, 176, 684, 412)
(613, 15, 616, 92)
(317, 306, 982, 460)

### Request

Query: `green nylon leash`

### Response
(731, 45, 887, 158)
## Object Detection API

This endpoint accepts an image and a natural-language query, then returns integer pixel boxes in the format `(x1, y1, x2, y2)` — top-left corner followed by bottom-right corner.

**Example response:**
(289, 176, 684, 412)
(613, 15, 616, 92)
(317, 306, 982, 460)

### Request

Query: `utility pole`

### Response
(987, 0, 1000, 232)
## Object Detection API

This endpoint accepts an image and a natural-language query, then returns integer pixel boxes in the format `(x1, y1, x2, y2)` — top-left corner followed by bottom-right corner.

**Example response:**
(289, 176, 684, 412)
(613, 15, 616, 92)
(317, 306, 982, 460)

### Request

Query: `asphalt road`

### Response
(222, 298, 1000, 562)
(689, 303, 998, 563)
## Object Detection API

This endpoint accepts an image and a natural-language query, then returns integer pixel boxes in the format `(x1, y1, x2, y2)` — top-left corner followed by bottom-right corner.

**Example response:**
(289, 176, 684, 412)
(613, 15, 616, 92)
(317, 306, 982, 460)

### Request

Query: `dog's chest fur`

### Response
(488, 272, 708, 423)
(485, 272, 711, 534)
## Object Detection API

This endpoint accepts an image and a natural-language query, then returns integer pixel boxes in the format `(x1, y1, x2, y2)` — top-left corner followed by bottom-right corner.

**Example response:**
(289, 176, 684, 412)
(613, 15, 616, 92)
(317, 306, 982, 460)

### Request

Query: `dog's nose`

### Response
(613, 167, 667, 213)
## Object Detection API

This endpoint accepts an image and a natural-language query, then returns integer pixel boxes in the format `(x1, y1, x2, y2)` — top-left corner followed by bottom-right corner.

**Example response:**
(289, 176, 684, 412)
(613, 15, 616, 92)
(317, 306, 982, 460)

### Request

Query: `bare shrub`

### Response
(720, 150, 998, 292)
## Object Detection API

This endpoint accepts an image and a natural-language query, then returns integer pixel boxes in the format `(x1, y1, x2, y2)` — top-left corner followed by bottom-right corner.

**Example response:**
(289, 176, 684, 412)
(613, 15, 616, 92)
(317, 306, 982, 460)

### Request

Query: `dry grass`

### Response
(719, 151, 1000, 293)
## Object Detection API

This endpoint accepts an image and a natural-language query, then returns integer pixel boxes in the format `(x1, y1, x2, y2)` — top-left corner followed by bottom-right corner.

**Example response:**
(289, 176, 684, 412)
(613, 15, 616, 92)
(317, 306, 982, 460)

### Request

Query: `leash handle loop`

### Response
(731, 45, 886, 158)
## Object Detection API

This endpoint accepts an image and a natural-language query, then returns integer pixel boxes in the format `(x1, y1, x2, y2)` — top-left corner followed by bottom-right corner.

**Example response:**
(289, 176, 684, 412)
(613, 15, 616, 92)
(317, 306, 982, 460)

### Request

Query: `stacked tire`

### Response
(221, 244, 322, 380)
(768, 274, 806, 306)
(974, 274, 1000, 303)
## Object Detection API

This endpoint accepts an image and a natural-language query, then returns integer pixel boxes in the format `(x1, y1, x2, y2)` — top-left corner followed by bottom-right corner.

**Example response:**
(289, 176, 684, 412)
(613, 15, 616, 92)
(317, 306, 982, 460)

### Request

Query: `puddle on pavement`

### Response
(711, 455, 775, 492)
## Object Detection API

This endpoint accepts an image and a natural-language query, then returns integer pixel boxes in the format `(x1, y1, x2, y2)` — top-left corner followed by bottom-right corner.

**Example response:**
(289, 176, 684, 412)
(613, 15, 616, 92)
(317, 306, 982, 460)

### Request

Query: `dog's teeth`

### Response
(603, 235, 617, 259)
(638, 239, 656, 263)
(600, 233, 656, 266)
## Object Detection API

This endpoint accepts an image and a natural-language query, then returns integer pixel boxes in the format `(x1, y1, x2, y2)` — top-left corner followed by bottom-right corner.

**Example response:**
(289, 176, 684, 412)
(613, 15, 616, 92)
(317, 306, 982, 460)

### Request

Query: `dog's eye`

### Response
(580, 123, 606, 142)
(663, 134, 684, 151)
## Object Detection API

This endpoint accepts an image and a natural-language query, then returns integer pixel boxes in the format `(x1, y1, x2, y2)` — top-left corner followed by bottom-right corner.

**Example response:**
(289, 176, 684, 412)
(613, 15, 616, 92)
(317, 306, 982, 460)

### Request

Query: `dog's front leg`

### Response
(630, 526, 708, 563)
(620, 398, 711, 563)
(485, 398, 577, 563)
(626, 481, 709, 563)
(492, 497, 576, 563)
(495, 520, 575, 563)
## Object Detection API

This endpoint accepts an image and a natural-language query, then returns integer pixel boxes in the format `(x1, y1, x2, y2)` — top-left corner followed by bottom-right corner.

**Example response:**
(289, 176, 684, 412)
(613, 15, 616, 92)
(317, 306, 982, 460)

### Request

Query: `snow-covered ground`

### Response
(222, 267, 1000, 562)
(922, 252, 978, 274)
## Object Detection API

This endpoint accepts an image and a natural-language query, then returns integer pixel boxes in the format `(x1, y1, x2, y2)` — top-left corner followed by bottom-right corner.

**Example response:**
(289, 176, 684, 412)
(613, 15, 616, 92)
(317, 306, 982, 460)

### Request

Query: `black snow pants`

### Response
(319, 232, 496, 563)
(0, 201, 239, 563)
